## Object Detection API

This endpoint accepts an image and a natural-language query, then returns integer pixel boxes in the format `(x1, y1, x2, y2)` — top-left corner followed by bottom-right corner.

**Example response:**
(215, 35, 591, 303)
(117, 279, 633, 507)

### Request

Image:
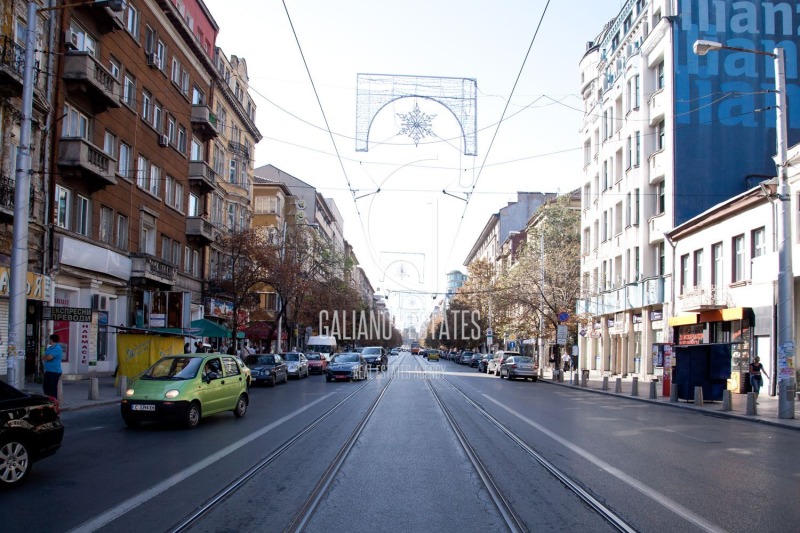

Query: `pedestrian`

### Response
(184, 342, 191, 354)
(42, 334, 63, 398)
(549, 352, 556, 370)
(749, 356, 768, 403)
(562, 351, 571, 372)
(226, 343, 236, 355)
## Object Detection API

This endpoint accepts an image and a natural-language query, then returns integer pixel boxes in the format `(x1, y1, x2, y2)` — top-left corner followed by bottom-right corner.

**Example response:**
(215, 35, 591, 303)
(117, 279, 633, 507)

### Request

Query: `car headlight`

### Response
(165, 389, 180, 399)
(125, 388, 135, 396)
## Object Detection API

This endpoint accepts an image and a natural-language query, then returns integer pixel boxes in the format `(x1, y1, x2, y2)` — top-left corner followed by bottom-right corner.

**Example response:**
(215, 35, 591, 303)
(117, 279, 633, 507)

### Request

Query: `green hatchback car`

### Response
(121, 354, 249, 429)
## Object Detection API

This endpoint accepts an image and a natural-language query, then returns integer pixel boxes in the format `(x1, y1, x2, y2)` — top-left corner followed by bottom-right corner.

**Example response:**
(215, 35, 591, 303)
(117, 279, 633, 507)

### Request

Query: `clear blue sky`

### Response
(204, 0, 625, 327)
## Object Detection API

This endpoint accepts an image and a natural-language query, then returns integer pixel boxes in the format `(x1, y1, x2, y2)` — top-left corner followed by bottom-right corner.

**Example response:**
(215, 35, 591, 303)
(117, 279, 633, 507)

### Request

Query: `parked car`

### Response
(499, 355, 539, 381)
(488, 350, 519, 376)
(245, 354, 289, 387)
(477, 354, 492, 373)
(283, 352, 309, 379)
(326, 352, 368, 382)
(0, 380, 64, 488)
(305, 353, 328, 374)
(469, 353, 482, 368)
(121, 354, 249, 429)
(459, 351, 474, 365)
(361, 346, 388, 371)
(427, 349, 440, 361)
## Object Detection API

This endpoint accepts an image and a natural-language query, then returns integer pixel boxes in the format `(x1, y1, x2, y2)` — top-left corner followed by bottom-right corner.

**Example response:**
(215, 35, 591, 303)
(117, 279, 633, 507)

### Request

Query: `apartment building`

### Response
(578, 0, 800, 378)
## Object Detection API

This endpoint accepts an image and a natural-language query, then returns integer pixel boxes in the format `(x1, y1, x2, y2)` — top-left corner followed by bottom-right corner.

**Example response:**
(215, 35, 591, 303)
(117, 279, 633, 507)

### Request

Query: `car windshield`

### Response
(307, 345, 333, 353)
(514, 356, 533, 363)
(246, 355, 276, 366)
(142, 357, 202, 380)
(362, 347, 381, 354)
(335, 354, 360, 363)
(284, 353, 300, 362)
(306, 354, 321, 361)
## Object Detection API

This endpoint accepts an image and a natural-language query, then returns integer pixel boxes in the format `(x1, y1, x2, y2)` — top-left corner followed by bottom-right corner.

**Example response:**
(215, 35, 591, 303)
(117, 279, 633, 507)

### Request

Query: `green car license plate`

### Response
(132, 404, 156, 411)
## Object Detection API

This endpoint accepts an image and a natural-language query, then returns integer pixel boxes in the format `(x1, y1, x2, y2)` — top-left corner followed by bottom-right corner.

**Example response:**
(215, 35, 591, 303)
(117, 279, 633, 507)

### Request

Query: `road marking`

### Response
(69, 393, 337, 533)
(484, 395, 727, 533)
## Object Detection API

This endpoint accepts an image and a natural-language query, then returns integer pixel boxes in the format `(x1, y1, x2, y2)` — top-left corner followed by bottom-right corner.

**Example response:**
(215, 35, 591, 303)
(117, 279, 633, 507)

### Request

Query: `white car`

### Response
(283, 352, 309, 378)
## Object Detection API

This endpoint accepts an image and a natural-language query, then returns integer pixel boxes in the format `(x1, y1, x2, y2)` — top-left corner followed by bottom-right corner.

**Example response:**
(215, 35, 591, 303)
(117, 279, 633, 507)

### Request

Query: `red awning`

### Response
(243, 322, 286, 340)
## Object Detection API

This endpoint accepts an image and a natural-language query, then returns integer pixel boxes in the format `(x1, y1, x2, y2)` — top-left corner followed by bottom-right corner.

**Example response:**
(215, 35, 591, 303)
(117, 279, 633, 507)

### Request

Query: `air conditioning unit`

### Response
(64, 30, 79, 51)
(158, 134, 169, 147)
(91, 294, 109, 311)
(146, 52, 158, 67)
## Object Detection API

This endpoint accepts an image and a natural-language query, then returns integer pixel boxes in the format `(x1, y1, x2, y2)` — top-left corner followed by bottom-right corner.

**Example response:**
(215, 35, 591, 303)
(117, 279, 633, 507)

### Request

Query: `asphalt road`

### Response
(5, 354, 798, 533)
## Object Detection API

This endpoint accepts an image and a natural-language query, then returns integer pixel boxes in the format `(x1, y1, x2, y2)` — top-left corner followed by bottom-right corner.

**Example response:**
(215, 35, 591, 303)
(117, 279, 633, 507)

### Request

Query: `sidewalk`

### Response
(540, 369, 800, 431)
(43, 374, 123, 412)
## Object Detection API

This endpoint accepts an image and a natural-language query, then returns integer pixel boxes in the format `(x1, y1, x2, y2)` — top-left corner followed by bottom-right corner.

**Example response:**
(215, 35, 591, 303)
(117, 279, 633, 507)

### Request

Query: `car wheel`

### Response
(122, 415, 141, 428)
(267, 375, 276, 387)
(0, 438, 32, 487)
(499, 371, 505, 379)
(185, 402, 201, 429)
(326, 375, 332, 382)
(233, 394, 248, 418)
(531, 377, 538, 382)
(282, 372, 288, 384)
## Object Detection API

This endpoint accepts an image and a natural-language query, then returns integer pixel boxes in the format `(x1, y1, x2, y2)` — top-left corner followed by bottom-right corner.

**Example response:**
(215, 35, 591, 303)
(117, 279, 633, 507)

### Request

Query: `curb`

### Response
(60, 398, 120, 413)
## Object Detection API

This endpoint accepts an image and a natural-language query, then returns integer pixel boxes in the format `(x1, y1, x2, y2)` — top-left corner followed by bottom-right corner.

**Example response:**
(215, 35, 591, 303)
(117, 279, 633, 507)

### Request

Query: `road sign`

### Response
(579, 328, 587, 337)
(557, 325, 568, 345)
(558, 311, 569, 322)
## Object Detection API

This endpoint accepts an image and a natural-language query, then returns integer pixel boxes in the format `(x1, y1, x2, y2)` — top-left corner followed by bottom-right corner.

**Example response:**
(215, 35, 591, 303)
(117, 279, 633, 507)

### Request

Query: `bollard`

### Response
(649, 381, 657, 399)
(694, 386, 704, 406)
(614, 377, 622, 393)
(602, 376, 609, 390)
(581, 370, 589, 388)
(631, 376, 639, 396)
(746, 392, 757, 415)
(721, 390, 732, 411)
(88, 377, 99, 400)
(572, 373, 579, 386)
(552, 370, 559, 382)
(118, 375, 128, 397)
(670, 381, 678, 402)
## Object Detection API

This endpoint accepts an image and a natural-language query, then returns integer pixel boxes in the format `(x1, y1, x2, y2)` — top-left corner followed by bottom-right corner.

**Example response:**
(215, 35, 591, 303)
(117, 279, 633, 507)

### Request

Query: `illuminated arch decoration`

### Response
(356, 74, 477, 156)
(379, 252, 425, 284)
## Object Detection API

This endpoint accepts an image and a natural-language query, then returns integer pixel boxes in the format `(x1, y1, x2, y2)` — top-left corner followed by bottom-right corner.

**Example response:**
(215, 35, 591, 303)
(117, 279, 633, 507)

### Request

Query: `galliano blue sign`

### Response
(674, 0, 800, 225)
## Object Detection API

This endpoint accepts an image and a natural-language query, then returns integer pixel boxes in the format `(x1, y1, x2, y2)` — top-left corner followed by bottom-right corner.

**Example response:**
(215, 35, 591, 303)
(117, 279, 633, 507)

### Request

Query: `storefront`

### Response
(0, 267, 52, 378)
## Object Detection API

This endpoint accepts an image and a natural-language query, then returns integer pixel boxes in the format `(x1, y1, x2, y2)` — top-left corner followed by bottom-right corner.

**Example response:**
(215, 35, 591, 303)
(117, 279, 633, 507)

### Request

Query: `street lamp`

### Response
(694, 40, 796, 419)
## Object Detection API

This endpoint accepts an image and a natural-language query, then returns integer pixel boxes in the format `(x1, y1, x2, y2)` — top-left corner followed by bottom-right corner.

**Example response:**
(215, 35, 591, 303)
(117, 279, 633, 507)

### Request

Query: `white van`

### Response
(306, 335, 337, 361)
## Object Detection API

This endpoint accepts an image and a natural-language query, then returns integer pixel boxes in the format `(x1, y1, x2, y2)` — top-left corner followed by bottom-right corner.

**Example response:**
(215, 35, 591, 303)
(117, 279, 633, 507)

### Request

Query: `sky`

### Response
(203, 0, 626, 329)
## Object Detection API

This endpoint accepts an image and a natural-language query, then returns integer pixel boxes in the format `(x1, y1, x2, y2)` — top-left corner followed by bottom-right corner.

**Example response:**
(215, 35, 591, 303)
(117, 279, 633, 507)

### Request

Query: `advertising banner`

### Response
(116, 334, 183, 384)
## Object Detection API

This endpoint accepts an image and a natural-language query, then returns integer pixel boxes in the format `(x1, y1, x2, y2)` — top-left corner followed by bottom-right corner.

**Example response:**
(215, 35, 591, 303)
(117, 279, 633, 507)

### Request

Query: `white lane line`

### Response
(69, 393, 337, 533)
(484, 395, 727, 533)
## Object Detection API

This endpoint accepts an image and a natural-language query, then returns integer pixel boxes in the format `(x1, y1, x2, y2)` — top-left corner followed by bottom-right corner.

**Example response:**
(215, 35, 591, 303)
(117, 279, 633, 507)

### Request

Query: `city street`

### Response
(5, 353, 798, 533)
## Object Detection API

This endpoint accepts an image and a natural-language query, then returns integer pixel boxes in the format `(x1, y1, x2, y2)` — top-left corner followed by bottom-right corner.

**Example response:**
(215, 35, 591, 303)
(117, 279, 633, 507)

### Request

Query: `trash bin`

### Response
(740, 371, 752, 394)
(582, 369, 590, 381)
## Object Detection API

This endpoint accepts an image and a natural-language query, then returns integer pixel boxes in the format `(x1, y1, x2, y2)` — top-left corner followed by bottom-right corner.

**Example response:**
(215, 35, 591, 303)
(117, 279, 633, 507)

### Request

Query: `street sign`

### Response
(579, 328, 587, 337)
(558, 311, 569, 322)
(556, 325, 568, 345)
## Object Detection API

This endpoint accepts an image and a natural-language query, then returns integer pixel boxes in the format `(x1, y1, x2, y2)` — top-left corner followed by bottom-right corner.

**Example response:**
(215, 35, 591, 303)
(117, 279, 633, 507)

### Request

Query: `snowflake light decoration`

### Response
(397, 104, 436, 146)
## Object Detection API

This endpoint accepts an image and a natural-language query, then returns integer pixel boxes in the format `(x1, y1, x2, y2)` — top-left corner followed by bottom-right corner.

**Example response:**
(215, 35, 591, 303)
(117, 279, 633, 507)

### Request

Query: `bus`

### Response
(410, 341, 420, 355)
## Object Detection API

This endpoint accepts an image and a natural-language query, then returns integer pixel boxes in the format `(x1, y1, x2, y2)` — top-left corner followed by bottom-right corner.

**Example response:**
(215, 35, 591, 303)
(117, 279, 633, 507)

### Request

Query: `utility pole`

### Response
(7, 2, 37, 389)
(538, 230, 545, 378)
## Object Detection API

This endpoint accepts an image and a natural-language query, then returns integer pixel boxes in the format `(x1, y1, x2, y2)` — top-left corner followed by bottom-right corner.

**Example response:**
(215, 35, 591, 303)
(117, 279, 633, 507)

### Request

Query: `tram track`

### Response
(168, 354, 405, 533)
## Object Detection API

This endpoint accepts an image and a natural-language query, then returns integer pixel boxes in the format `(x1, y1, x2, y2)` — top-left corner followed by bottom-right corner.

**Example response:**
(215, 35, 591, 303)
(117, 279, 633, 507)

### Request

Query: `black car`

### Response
(360, 346, 388, 371)
(244, 354, 289, 386)
(469, 353, 482, 368)
(0, 380, 64, 488)
(477, 354, 492, 373)
(326, 352, 368, 382)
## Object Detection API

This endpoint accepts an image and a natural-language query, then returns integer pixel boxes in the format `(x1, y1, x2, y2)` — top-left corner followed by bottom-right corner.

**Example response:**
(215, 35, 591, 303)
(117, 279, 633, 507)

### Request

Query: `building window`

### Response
(109, 56, 120, 79)
(103, 131, 116, 156)
(190, 138, 203, 161)
(137, 155, 148, 190)
(733, 235, 745, 282)
(55, 185, 71, 229)
(680, 254, 689, 294)
(68, 20, 96, 55)
(116, 214, 128, 250)
(125, 3, 139, 39)
(149, 164, 160, 197)
(153, 101, 163, 131)
(167, 116, 176, 144)
(172, 241, 181, 266)
(633, 188, 640, 225)
(166, 176, 183, 211)
(712, 242, 723, 288)
(694, 249, 703, 286)
(634, 246, 640, 280)
(658, 242, 665, 276)
(188, 192, 199, 216)
(656, 181, 665, 214)
(192, 250, 199, 277)
(123, 74, 136, 108)
(141, 90, 151, 121)
(184, 246, 192, 274)
(99, 206, 113, 244)
(634, 131, 641, 166)
(633, 74, 640, 108)
(76, 195, 90, 236)
(177, 125, 187, 153)
(171, 57, 180, 85)
(62, 103, 89, 139)
(657, 120, 665, 150)
(626, 136, 632, 169)
(141, 213, 156, 255)
(751, 227, 766, 258)
(118, 142, 131, 179)
(156, 40, 166, 70)
(229, 159, 238, 183)
(657, 60, 664, 89)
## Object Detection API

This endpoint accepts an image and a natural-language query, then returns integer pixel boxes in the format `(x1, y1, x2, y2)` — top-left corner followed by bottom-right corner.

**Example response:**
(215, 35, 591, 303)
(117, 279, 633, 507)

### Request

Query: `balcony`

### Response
(191, 105, 218, 140)
(228, 141, 250, 159)
(649, 149, 666, 183)
(648, 213, 668, 244)
(186, 216, 220, 244)
(678, 285, 729, 312)
(642, 276, 666, 306)
(62, 52, 121, 112)
(648, 88, 666, 126)
(0, 36, 23, 91)
(57, 138, 117, 187)
(130, 253, 176, 286)
(188, 161, 217, 192)
(88, 1, 126, 34)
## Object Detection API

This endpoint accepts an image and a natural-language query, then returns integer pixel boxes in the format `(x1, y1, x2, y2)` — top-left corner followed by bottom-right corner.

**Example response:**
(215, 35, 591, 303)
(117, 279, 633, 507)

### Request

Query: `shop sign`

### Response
(205, 298, 233, 319)
(43, 306, 92, 322)
(0, 267, 51, 302)
(650, 310, 663, 322)
(632, 313, 642, 324)
(678, 324, 704, 345)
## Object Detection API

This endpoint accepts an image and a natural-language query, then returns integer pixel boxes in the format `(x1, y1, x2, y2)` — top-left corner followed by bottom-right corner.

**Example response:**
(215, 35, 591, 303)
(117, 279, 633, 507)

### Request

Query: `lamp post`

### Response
(694, 40, 796, 418)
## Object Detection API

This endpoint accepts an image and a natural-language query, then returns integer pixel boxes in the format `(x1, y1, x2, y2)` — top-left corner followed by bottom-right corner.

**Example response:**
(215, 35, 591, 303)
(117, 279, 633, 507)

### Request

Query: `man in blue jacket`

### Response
(42, 333, 63, 398)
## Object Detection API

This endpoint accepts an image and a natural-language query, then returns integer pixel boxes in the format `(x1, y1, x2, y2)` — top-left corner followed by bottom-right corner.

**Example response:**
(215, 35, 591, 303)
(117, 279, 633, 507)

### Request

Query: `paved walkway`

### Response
(540, 369, 800, 431)
(39, 371, 800, 431)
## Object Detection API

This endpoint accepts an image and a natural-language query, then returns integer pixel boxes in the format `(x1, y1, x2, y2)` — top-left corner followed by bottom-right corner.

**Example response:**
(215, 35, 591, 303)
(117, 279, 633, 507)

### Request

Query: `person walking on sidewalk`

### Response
(42, 334, 63, 398)
(749, 356, 768, 403)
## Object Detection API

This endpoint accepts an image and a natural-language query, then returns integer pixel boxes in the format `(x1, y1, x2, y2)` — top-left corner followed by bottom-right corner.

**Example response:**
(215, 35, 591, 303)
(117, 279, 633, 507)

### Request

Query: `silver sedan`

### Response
(499, 356, 538, 381)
